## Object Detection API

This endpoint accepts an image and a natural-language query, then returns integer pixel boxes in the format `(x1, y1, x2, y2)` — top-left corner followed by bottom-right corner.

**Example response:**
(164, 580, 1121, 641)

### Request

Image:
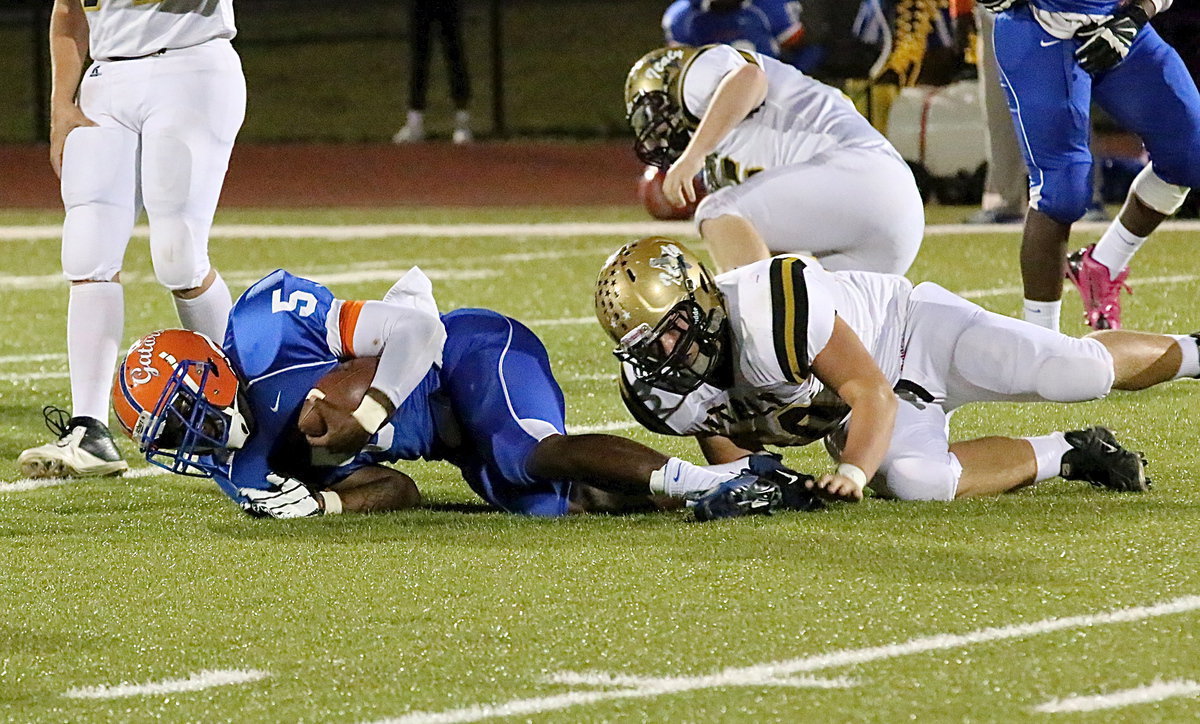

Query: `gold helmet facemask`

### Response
(624, 48, 697, 169)
(595, 237, 728, 394)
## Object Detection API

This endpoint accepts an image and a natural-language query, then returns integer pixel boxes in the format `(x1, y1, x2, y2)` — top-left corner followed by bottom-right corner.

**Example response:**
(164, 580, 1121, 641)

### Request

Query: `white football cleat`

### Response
(18, 409, 128, 479)
(391, 123, 425, 144)
(452, 110, 472, 145)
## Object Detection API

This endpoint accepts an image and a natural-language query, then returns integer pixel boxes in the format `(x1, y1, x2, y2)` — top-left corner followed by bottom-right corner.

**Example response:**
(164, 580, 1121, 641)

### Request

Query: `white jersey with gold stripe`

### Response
(679, 44, 894, 187)
(82, 0, 236, 62)
(619, 256, 912, 447)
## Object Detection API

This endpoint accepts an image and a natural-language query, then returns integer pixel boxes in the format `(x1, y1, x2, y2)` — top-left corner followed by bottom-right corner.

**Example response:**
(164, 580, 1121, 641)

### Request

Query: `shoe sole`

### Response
(1110, 453, 1150, 493)
(17, 453, 128, 479)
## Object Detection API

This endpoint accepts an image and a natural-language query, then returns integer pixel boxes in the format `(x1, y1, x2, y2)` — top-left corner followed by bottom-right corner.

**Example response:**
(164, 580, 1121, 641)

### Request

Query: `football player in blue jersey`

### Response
(979, 0, 1200, 332)
(663, 0, 809, 68)
(112, 268, 814, 520)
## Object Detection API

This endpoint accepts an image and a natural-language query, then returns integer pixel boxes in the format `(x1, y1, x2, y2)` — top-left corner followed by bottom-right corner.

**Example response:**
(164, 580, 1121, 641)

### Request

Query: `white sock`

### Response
(68, 282, 124, 423)
(1092, 219, 1146, 279)
(648, 457, 738, 497)
(1171, 334, 1200, 379)
(1022, 299, 1061, 332)
(454, 109, 471, 128)
(173, 271, 232, 343)
(406, 109, 424, 129)
(1023, 432, 1072, 482)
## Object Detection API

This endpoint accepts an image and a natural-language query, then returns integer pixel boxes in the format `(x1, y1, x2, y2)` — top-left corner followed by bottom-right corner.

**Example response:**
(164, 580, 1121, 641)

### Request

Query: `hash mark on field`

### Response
(370, 595, 1200, 724)
(1035, 679, 1200, 713)
(64, 669, 269, 699)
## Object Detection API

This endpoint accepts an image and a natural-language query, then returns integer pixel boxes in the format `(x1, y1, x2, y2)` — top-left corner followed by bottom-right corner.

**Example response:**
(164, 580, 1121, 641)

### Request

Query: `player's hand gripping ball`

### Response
(637, 164, 706, 220)
(298, 357, 380, 454)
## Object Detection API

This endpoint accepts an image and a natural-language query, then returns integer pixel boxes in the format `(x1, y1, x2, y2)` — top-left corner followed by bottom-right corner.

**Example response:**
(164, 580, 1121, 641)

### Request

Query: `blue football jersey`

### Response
(212, 270, 440, 503)
(664, 0, 799, 58)
(1030, 0, 1119, 14)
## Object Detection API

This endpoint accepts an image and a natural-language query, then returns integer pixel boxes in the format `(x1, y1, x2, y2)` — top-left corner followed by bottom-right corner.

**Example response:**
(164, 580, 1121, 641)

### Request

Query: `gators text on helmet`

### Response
(112, 329, 252, 478)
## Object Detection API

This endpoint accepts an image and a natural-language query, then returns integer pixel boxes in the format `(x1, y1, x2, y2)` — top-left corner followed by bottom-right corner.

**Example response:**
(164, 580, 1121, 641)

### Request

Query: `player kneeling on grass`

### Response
(595, 237, 1200, 503)
(111, 267, 820, 520)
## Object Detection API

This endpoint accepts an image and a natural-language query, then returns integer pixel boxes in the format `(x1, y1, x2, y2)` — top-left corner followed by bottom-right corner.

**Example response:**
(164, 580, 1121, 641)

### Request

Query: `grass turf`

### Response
(1, 206, 1199, 722)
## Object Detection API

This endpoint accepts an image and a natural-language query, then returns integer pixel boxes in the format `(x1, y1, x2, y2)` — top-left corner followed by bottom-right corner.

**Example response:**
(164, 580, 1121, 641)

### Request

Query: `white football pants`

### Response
(60, 38, 245, 290)
(695, 147, 925, 275)
(832, 282, 1116, 501)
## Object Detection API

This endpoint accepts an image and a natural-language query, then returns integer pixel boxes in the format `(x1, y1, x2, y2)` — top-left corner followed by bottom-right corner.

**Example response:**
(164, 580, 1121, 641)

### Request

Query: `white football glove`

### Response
(239, 474, 323, 519)
(978, 0, 1022, 13)
(1074, 6, 1149, 74)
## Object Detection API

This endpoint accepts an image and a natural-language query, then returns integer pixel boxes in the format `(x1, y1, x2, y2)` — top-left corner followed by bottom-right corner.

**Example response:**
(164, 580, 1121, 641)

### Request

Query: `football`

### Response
(297, 357, 379, 437)
(636, 164, 706, 220)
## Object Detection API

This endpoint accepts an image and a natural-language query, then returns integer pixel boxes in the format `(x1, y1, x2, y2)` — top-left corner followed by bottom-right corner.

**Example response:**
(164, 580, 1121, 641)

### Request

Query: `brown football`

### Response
(297, 357, 379, 437)
(636, 164, 706, 220)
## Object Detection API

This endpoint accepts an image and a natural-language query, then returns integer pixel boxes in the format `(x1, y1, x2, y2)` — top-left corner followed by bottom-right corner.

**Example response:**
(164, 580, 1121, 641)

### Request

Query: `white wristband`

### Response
(836, 463, 868, 492)
(351, 393, 390, 433)
(319, 490, 343, 515)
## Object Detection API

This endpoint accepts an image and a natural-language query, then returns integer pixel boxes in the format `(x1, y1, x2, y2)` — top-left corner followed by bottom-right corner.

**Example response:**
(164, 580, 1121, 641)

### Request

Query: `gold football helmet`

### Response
(595, 237, 728, 394)
(624, 47, 703, 168)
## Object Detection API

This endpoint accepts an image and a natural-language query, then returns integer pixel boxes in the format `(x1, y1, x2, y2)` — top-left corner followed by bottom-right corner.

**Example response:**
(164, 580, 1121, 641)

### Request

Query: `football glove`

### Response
(239, 474, 324, 519)
(978, 0, 1023, 13)
(1074, 5, 1149, 74)
(747, 452, 824, 512)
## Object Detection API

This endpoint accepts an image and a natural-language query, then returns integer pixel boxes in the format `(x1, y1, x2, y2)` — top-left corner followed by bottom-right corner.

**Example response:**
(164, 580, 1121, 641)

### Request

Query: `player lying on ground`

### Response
(113, 268, 820, 520)
(595, 237, 1200, 502)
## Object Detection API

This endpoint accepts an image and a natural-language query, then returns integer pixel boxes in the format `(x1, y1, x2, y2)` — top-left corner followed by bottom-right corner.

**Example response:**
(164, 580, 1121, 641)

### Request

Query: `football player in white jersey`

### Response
(18, 0, 245, 479)
(623, 45, 924, 275)
(595, 237, 1200, 502)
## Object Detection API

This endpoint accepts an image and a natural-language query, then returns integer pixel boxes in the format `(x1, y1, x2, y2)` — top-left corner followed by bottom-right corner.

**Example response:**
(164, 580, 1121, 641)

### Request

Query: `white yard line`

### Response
(3, 219, 1200, 243)
(1035, 680, 1200, 713)
(63, 669, 269, 699)
(0, 370, 68, 383)
(369, 595, 1200, 724)
(0, 353, 63, 364)
(0, 221, 698, 242)
(524, 316, 596, 327)
(0, 466, 162, 491)
(0, 267, 500, 292)
(565, 421, 637, 435)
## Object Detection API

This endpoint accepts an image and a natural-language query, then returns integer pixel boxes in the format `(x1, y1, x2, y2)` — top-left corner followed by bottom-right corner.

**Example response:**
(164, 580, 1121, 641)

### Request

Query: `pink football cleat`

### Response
(1065, 244, 1131, 330)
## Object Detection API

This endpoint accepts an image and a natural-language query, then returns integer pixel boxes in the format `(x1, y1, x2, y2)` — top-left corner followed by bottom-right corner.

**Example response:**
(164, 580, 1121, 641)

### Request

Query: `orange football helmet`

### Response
(112, 329, 251, 477)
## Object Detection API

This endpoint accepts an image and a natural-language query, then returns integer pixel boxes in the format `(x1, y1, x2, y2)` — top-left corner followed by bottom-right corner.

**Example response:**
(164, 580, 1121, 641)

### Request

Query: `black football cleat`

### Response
(1060, 426, 1149, 493)
(17, 406, 128, 479)
(691, 473, 782, 522)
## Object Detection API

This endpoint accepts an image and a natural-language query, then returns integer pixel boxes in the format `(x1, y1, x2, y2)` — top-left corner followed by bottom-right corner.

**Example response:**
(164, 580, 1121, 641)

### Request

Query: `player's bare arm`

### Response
(48, 0, 95, 178)
(328, 464, 421, 513)
(808, 317, 897, 502)
(696, 433, 759, 466)
(663, 62, 767, 207)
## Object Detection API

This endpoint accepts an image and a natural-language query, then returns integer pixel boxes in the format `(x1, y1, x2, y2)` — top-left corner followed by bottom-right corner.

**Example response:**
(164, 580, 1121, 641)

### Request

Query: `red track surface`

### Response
(0, 141, 644, 208)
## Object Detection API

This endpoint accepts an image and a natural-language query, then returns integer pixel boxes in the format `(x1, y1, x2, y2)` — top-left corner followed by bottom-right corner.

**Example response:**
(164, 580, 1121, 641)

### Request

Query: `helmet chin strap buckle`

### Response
(133, 411, 153, 450)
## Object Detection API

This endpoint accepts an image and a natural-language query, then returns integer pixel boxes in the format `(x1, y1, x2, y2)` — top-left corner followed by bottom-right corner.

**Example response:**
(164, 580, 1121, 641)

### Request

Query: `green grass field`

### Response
(3, 206, 1200, 722)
